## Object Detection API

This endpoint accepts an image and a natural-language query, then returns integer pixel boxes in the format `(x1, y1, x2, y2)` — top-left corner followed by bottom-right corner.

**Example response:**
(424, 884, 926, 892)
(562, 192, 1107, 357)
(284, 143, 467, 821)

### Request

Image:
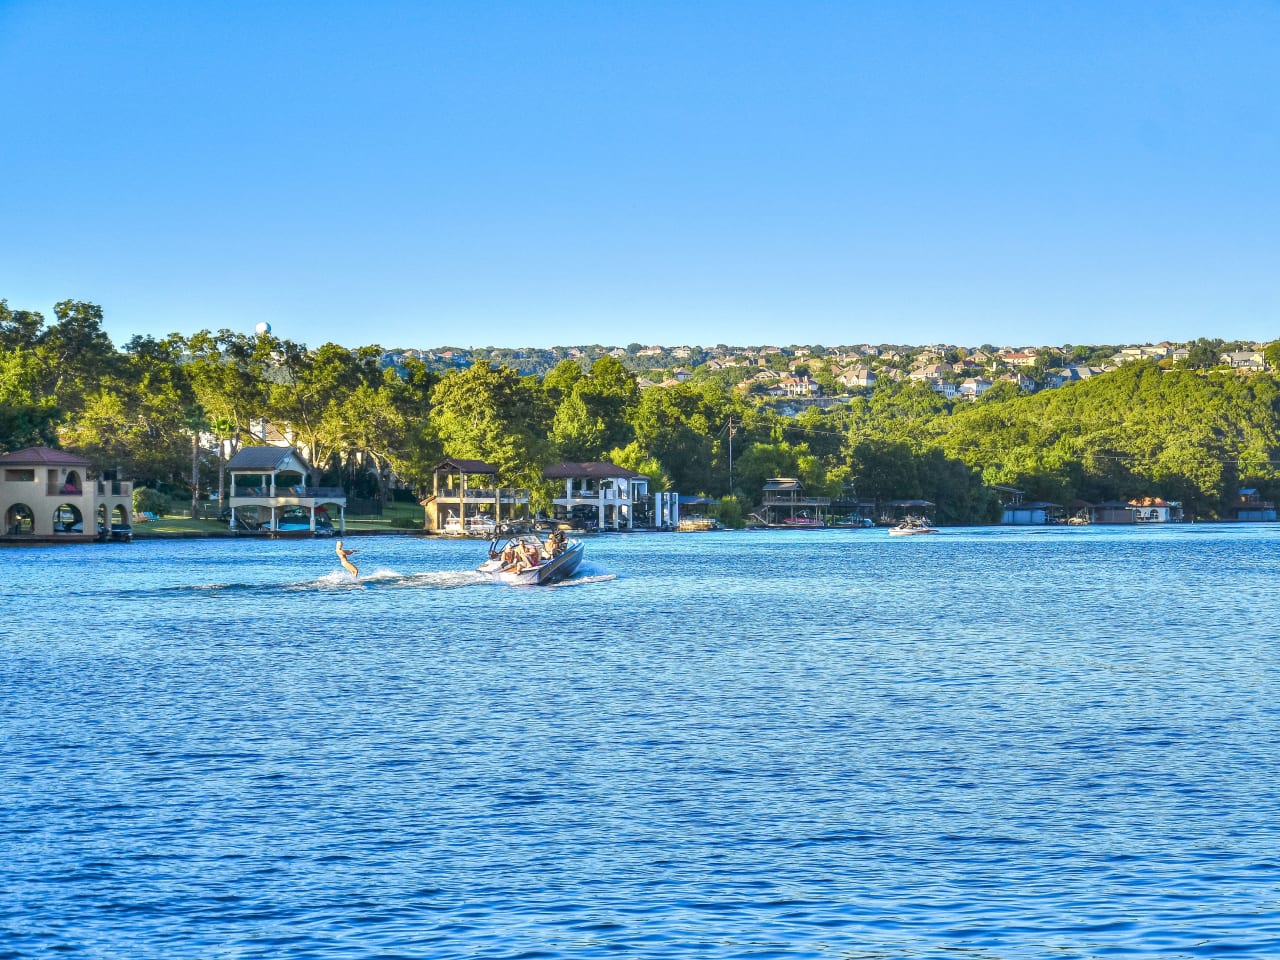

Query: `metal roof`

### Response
(543, 462, 647, 480)
(225, 446, 312, 472)
(433, 458, 498, 475)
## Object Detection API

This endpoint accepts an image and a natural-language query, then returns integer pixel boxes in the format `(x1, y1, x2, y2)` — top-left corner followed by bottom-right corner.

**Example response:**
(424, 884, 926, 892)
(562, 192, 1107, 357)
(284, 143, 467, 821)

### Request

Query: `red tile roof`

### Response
(0, 446, 91, 466)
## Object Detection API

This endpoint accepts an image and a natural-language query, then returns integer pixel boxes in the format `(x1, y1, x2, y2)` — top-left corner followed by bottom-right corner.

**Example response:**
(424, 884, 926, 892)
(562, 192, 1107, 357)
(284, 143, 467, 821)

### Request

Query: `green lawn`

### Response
(133, 501, 425, 537)
(132, 516, 236, 537)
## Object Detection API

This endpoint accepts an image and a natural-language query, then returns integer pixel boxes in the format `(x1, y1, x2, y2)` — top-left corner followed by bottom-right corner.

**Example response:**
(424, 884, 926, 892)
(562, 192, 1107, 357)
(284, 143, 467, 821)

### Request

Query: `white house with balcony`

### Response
(929, 378, 957, 398)
(544, 461, 672, 531)
(225, 446, 346, 534)
(957, 377, 992, 400)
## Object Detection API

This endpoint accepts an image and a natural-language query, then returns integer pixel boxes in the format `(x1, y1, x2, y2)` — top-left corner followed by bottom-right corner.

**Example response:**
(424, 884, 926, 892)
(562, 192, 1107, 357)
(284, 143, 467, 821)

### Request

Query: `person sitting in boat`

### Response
(500, 542, 517, 569)
(514, 538, 541, 572)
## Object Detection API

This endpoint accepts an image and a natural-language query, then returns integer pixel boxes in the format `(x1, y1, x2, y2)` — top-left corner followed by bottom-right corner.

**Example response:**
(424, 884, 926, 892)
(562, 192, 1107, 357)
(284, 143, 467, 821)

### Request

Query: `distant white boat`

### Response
(888, 517, 938, 536)
(442, 514, 500, 536)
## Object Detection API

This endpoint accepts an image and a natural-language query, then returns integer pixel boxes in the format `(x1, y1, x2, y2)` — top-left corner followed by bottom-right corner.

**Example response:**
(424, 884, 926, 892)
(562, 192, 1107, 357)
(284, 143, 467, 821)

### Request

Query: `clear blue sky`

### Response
(2, 1, 1277, 351)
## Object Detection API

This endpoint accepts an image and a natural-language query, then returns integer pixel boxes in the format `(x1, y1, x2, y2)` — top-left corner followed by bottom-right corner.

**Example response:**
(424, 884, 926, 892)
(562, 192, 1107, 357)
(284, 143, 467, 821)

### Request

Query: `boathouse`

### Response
(0, 446, 133, 542)
(1091, 500, 1137, 524)
(997, 488, 1063, 525)
(1233, 488, 1277, 522)
(225, 446, 347, 534)
(759, 478, 831, 526)
(421, 458, 531, 534)
(886, 499, 936, 524)
(544, 462, 664, 531)
(1129, 497, 1182, 523)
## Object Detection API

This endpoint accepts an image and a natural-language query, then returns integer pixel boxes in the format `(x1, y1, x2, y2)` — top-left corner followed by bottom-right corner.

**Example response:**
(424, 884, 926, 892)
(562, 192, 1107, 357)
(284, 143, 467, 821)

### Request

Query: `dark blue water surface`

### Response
(4, 525, 1280, 958)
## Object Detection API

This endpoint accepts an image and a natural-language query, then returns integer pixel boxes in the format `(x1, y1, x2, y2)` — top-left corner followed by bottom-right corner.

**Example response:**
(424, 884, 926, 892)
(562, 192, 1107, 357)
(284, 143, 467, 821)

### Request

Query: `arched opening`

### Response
(53, 503, 84, 533)
(111, 504, 130, 526)
(315, 500, 343, 535)
(5, 503, 34, 535)
(62, 470, 83, 495)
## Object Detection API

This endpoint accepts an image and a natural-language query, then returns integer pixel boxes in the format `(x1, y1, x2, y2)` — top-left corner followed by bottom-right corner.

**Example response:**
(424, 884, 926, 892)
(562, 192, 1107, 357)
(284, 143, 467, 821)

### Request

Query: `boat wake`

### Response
(173, 568, 492, 595)
(345, 569, 491, 590)
(537, 563, 617, 588)
(543, 572, 618, 588)
(158, 562, 614, 595)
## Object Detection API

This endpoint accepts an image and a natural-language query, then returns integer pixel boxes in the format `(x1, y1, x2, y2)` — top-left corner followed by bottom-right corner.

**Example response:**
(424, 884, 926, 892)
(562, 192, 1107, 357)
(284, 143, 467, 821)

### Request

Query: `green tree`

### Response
(542, 359, 585, 404)
(38, 301, 118, 409)
(551, 355, 640, 460)
(0, 300, 44, 351)
(1264, 341, 1280, 373)
(1179, 338, 1224, 370)
(550, 391, 607, 461)
(430, 362, 552, 488)
(58, 334, 196, 491)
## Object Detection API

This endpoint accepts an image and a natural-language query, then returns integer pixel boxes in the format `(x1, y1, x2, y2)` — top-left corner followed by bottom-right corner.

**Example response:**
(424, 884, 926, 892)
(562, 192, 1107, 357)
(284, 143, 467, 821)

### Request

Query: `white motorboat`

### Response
(478, 534, 585, 585)
(888, 517, 939, 536)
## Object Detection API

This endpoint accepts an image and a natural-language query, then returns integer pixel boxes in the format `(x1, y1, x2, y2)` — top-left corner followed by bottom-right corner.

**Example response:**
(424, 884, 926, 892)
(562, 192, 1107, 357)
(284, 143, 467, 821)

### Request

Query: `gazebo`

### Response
(421, 458, 530, 534)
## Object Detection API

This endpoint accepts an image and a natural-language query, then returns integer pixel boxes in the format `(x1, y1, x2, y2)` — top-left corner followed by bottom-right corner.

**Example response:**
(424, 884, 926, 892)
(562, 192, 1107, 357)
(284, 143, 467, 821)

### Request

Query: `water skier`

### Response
(335, 540, 359, 578)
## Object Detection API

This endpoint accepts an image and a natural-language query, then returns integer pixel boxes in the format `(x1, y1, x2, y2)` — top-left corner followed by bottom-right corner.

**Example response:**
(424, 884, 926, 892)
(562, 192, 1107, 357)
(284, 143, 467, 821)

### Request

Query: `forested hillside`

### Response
(3, 298, 1278, 521)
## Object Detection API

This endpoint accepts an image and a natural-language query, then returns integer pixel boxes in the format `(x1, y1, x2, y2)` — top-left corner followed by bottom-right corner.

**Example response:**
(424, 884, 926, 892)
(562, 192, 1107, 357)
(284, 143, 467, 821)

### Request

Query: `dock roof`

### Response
(543, 462, 647, 480)
(432, 458, 498, 475)
(225, 447, 312, 472)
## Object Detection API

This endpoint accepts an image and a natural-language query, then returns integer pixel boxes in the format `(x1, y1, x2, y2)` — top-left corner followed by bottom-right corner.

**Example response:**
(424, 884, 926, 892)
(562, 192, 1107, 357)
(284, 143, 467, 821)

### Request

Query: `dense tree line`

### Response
(3, 298, 1278, 521)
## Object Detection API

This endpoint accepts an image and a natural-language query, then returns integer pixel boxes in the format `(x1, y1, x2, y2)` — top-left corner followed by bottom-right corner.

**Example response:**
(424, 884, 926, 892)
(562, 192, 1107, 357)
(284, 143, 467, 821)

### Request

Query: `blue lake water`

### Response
(3, 525, 1280, 958)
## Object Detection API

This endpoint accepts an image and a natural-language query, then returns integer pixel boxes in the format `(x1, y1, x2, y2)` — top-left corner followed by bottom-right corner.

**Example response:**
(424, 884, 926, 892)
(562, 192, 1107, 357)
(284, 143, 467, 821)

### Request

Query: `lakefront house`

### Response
(224, 446, 347, 534)
(543, 462, 677, 531)
(0, 446, 133, 542)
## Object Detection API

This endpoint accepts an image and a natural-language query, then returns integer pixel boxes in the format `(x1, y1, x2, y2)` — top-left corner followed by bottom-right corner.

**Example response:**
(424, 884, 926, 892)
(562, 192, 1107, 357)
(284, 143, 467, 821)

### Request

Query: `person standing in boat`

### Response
(547, 528, 566, 557)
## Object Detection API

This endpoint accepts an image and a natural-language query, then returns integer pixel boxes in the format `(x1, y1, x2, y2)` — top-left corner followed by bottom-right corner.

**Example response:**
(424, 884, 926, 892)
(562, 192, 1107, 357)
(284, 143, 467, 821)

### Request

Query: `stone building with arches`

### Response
(0, 446, 133, 542)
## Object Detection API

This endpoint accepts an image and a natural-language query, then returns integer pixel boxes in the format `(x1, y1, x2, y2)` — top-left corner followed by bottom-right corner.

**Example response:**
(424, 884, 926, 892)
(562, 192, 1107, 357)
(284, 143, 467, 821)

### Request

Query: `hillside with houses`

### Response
(3, 298, 1280, 532)
(381, 339, 1275, 406)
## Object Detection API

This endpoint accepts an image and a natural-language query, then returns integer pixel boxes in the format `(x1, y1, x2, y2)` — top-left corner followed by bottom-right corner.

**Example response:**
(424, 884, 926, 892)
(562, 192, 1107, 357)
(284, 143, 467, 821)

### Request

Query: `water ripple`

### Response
(2, 529, 1279, 957)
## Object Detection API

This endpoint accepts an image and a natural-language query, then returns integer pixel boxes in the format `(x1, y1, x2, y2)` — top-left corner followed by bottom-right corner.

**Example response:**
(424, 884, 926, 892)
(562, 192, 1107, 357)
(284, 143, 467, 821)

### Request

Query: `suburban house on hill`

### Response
(836, 365, 876, 389)
(225, 446, 347, 534)
(1222, 351, 1266, 372)
(1, 446, 133, 542)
